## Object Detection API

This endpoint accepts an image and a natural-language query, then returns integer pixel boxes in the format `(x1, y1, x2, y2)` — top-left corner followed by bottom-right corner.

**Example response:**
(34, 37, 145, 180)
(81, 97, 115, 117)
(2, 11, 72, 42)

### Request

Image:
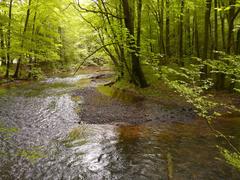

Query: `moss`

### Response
(0, 122, 19, 134)
(63, 126, 87, 148)
(97, 86, 114, 97)
(0, 88, 7, 96)
(76, 79, 91, 89)
(17, 149, 45, 162)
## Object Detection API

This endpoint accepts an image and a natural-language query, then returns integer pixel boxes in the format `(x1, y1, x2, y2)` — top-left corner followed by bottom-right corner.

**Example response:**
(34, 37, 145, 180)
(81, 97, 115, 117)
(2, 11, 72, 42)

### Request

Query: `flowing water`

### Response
(0, 74, 240, 180)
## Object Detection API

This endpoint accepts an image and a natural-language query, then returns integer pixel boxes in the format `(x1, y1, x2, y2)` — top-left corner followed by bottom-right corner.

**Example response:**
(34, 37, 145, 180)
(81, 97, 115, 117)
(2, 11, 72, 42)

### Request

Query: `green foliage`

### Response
(161, 64, 219, 121)
(220, 148, 240, 170)
(29, 67, 44, 80)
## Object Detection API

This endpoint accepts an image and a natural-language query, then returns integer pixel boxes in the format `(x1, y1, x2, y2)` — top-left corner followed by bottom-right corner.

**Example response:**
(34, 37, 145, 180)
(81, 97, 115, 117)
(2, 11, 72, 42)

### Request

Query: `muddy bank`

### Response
(74, 85, 196, 124)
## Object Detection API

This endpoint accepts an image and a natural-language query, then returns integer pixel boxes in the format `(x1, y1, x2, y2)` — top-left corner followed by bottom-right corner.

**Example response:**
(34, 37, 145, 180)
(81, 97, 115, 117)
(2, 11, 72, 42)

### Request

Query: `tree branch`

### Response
(73, 43, 118, 75)
(76, 0, 123, 19)
(233, 8, 240, 20)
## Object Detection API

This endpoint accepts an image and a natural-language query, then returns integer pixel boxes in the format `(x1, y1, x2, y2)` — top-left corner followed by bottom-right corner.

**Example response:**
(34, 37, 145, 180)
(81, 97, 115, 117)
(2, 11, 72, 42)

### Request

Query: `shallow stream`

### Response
(0, 74, 240, 179)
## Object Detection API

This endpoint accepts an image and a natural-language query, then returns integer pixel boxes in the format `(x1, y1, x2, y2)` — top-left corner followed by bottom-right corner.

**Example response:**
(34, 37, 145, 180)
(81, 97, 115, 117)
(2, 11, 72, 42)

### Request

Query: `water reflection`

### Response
(0, 75, 240, 179)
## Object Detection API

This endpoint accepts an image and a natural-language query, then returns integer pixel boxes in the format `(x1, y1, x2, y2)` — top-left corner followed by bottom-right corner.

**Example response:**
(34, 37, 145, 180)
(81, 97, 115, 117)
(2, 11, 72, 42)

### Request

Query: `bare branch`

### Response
(76, 0, 123, 19)
(73, 43, 118, 75)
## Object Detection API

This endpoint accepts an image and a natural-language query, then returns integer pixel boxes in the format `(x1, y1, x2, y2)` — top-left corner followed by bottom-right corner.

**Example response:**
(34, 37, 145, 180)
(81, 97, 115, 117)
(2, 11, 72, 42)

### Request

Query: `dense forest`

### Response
(0, 0, 239, 86)
(1, 0, 240, 178)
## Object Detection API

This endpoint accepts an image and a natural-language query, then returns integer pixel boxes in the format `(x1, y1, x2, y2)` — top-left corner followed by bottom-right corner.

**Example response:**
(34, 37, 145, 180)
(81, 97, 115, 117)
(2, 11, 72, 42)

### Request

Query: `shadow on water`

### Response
(0, 74, 240, 179)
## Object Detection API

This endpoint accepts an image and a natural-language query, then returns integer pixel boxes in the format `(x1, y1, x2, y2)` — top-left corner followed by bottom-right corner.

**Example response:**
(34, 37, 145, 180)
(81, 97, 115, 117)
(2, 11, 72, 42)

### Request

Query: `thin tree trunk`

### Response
(214, 0, 218, 52)
(148, 7, 153, 54)
(165, 0, 170, 56)
(227, 0, 240, 90)
(0, 0, 7, 66)
(193, 2, 200, 57)
(219, 0, 226, 50)
(201, 0, 212, 80)
(227, 0, 236, 54)
(0, 24, 5, 65)
(160, 0, 165, 54)
(13, 0, 32, 78)
(5, 0, 13, 79)
(179, 0, 184, 66)
(186, 8, 191, 55)
(28, 11, 37, 79)
(236, 29, 240, 54)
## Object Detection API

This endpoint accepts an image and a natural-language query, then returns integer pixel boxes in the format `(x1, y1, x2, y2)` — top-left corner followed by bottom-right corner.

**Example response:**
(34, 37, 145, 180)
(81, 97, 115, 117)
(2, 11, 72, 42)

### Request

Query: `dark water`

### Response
(0, 75, 240, 180)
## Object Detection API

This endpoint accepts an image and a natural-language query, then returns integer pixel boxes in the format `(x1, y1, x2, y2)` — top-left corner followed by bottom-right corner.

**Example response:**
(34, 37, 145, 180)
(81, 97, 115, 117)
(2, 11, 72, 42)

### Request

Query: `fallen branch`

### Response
(73, 43, 117, 75)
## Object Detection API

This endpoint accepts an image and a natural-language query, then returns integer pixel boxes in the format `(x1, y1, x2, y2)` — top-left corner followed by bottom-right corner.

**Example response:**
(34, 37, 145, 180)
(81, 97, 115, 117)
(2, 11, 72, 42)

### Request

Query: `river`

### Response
(0, 74, 240, 179)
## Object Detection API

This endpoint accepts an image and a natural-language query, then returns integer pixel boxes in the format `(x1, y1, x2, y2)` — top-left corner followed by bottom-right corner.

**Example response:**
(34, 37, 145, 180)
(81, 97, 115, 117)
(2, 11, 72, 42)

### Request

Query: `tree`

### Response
(13, 0, 32, 78)
(5, 0, 13, 79)
(179, 0, 184, 66)
(121, 0, 148, 87)
(201, 0, 212, 80)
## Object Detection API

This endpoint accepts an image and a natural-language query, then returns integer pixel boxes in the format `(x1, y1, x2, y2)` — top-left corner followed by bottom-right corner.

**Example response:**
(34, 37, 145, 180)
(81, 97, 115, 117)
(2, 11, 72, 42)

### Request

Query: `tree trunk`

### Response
(5, 0, 13, 79)
(13, 0, 32, 79)
(214, 0, 218, 52)
(121, 0, 148, 87)
(0, 23, 5, 65)
(160, 0, 165, 54)
(165, 0, 170, 56)
(219, 0, 226, 50)
(28, 11, 37, 79)
(201, 0, 212, 80)
(236, 29, 240, 54)
(227, 0, 236, 54)
(179, 0, 184, 66)
(186, 8, 191, 55)
(193, 2, 200, 57)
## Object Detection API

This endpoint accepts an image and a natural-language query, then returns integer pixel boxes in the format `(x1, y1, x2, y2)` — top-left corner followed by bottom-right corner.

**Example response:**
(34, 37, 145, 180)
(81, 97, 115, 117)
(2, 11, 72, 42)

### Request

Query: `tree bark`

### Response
(121, 0, 148, 87)
(201, 0, 212, 80)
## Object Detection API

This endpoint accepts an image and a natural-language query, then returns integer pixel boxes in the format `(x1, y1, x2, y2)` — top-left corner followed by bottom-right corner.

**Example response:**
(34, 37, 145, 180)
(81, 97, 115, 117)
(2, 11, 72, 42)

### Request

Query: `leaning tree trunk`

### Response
(121, 0, 148, 87)
(28, 11, 37, 79)
(13, 0, 32, 79)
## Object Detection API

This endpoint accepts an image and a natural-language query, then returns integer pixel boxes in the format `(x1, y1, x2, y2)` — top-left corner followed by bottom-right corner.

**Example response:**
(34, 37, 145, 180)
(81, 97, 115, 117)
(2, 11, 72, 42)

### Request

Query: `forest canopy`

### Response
(0, 0, 239, 90)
